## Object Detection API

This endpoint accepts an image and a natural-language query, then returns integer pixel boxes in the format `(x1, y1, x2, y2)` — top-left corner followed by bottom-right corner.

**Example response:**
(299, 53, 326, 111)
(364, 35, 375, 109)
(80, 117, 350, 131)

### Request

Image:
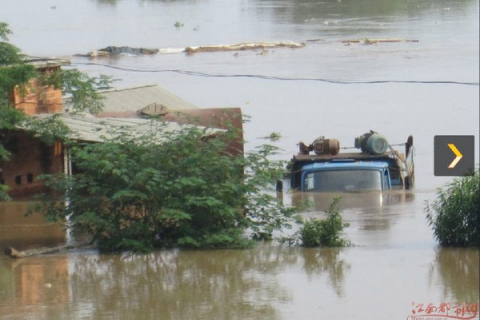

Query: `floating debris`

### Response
(257, 49, 269, 56)
(306, 38, 325, 43)
(4, 242, 91, 259)
(342, 38, 419, 45)
(258, 132, 282, 141)
(86, 46, 159, 57)
(158, 48, 186, 54)
(184, 41, 305, 54)
(80, 41, 306, 57)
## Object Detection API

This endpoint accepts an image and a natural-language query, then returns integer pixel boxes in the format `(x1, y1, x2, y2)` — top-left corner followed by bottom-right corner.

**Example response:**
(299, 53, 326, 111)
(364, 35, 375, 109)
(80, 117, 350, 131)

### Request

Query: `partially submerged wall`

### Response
(1, 134, 63, 198)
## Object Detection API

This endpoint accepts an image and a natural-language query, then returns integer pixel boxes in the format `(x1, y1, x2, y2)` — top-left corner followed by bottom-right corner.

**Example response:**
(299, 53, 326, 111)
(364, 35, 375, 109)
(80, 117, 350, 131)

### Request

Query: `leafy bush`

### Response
(31, 119, 295, 251)
(283, 197, 351, 247)
(426, 170, 479, 247)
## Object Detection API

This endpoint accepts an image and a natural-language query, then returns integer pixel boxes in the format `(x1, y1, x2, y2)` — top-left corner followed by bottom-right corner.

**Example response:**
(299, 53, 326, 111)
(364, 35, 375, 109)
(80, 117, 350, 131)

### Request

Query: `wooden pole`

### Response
(4, 242, 90, 259)
(4, 247, 26, 259)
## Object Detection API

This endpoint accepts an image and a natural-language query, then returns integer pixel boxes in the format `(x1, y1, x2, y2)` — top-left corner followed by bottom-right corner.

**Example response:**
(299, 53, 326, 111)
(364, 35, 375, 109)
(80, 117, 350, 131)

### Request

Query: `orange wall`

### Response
(2, 66, 65, 198)
(12, 67, 63, 115)
(1, 135, 64, 199)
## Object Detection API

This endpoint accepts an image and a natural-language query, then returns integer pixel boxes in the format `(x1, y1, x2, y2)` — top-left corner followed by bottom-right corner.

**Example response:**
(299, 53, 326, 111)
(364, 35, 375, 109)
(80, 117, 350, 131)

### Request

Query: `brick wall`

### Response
(12, 66, 63, 115)
(3, 65, 65, 198)
(1, 134, 64, 199)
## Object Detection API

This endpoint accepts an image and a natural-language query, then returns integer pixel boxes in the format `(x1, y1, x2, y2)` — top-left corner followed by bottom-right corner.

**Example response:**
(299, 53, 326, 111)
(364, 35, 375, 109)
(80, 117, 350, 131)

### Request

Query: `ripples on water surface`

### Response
(0, 0, 478, 319)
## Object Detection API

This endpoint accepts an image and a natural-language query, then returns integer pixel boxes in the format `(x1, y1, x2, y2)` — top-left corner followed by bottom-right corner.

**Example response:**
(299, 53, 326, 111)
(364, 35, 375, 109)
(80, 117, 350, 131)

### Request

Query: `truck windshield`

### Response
(303, 170, 383, 192)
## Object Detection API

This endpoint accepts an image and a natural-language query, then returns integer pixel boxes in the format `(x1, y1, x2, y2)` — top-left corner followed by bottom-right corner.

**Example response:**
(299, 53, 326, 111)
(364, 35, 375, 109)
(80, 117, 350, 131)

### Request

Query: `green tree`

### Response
(0, 22, 112, 200)
(31, 120, 295, 251)
(426, 170, 479, 247)
(0, 22, 36, 180)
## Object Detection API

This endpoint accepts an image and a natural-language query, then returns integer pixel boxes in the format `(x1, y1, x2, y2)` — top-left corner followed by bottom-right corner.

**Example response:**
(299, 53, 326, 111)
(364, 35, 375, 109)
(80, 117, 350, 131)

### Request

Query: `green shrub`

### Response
(30, 119, 295, 251)
(283, 197, 351, 247)
(426, 170, 479, 247)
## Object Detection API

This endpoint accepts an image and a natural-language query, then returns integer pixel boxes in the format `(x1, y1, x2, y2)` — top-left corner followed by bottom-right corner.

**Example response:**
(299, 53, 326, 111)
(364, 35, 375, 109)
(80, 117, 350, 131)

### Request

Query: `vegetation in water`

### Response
(282, 197, 351, 247)
(426, 169, 479, 247)
(2, 21, 297, 251)
(30, 121, 296, 251)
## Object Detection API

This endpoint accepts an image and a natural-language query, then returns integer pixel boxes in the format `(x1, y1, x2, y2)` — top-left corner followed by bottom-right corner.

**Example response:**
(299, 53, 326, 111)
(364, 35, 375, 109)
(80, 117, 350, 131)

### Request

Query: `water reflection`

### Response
(253, 0, 477, 22)
(289, 191, 417, 248)
(0, 201, 65, 250)
(91, 0, 478, 19)
(68, 249, 284, 319)
(0, 243, 350, 320)
(1, 244, 478, 320)
(0, 255, 70, 320)
(301, 247, 350, 297)
(291, 190, 415, 212)
(94, 0, 119, 6)
(93, 0, 204, 5)
(429, 248, 480, 303)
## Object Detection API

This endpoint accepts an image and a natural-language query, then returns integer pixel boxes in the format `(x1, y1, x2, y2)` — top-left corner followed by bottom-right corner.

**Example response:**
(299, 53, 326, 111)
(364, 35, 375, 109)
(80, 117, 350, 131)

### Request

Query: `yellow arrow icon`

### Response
(447, 143, 463, 168)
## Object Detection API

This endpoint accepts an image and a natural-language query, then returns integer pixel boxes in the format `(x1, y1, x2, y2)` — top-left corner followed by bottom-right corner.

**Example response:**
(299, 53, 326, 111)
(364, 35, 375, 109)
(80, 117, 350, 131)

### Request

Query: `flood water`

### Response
(0, 0, 479, 319)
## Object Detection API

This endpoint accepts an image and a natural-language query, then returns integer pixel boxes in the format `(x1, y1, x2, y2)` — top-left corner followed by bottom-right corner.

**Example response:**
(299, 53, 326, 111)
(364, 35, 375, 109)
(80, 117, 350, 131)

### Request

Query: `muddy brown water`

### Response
(0, 0, 478, 319)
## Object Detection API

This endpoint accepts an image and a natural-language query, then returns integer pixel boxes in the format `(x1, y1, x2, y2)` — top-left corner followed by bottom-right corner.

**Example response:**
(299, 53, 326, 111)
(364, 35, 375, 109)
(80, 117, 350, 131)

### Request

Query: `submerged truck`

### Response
(287, 131, 414, 193)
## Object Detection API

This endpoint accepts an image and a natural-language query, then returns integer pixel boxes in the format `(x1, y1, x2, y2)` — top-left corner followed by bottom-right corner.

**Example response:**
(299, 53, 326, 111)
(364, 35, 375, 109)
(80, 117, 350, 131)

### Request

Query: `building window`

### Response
(4, 134, 19, 154)
(15, 175, 22, 185)
(27, 173, 34, 183)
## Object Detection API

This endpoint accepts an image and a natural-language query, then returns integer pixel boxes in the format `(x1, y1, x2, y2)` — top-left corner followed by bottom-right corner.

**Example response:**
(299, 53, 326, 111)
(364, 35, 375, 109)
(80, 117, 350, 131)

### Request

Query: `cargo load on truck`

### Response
(287, 131, 414, 192)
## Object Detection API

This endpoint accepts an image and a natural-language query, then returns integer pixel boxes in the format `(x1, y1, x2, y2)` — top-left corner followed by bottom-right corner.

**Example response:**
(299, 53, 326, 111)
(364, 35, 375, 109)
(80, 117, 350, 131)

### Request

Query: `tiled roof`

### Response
(24, 56, 71, 68)
(34, 114, 222, 143)
(98, 84, 198, 115)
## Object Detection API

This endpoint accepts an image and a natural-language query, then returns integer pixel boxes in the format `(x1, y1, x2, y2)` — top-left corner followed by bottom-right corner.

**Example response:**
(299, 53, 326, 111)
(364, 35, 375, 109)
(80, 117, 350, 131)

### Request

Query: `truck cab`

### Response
(288, 131, 414, 192)
(301, 161, 392, 192)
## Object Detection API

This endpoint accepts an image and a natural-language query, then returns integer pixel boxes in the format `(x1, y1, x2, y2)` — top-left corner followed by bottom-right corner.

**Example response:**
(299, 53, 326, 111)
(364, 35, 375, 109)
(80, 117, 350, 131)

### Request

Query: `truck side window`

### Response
(384, 170, 390, 190)
(304, 175, 314, 190)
